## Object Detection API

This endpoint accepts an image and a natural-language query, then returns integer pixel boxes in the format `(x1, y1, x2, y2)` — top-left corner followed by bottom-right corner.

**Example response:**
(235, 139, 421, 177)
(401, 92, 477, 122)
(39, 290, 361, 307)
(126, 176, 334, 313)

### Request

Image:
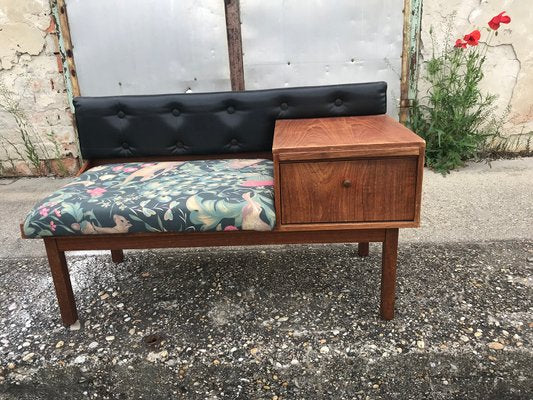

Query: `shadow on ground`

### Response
(0, 241, 532, 399)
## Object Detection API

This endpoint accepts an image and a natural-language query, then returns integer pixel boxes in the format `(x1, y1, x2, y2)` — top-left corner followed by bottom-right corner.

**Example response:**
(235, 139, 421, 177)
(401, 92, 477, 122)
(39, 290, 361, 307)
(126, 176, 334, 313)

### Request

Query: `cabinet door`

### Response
(280, 157, 418, 224)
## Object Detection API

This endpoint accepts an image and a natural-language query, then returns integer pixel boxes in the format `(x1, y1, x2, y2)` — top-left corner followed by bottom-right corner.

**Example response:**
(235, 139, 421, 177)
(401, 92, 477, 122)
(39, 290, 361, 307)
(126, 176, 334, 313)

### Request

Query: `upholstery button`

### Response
(280, 102, 288, 110)
(176, 141, 184, 148)
(117, 110, 125, 118)
(335, 98, 343, 106)
(122, 142, 129, 149)
(172, 108, 180, 116)
(227, 106, 235, 114)
(230, 138, 238, 145)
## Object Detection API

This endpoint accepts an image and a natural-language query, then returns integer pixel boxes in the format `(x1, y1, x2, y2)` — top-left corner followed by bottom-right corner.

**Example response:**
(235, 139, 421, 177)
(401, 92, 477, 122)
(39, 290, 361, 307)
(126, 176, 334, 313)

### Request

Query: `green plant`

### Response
(409, 11, 513, 173)
(0, 82, 48, 174)
(0, 144, 16, 175)
(48, 131, 69, 176)
(0, 81, 74, 176)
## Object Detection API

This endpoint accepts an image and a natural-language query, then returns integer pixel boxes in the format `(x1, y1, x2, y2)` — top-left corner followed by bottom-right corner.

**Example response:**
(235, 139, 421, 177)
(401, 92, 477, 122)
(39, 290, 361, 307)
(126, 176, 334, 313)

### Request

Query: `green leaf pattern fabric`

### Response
(23, 159, 275, 238)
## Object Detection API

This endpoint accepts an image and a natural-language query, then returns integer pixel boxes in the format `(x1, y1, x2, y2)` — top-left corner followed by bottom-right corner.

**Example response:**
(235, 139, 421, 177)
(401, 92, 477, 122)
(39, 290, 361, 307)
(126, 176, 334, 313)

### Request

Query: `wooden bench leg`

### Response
(380, 228, 399, 320)
(358, 242, 369, 257)
(111, 249, 124, 263)
(44, 238, 78, 326)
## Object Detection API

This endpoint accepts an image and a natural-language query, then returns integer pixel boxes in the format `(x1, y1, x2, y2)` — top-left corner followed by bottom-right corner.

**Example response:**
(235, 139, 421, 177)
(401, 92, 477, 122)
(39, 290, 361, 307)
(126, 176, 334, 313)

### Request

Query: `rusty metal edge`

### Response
(50, 0, 83, 170)
(400, 0, 422, 124)
(224, 0, 245, 91)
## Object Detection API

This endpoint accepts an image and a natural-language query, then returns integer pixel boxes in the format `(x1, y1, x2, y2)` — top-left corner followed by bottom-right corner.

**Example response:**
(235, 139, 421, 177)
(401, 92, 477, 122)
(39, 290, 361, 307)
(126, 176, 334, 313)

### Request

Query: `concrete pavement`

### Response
(0, 158, 532, 399)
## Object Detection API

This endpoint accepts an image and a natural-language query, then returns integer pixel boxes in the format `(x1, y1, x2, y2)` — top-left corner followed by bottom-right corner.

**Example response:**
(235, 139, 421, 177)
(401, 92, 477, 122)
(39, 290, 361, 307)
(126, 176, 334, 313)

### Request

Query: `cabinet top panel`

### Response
(273, 115, 425, 155)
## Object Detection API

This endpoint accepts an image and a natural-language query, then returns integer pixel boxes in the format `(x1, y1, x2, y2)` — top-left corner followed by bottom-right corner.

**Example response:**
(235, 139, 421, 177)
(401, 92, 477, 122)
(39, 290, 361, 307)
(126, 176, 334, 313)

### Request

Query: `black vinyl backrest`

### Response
(73, 81, 387, 159)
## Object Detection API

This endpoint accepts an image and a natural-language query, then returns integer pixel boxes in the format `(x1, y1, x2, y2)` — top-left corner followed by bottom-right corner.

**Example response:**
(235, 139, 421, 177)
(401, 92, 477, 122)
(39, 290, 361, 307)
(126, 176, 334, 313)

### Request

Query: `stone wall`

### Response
(420, 0, 532, 150)
(0, 0, 78, 176)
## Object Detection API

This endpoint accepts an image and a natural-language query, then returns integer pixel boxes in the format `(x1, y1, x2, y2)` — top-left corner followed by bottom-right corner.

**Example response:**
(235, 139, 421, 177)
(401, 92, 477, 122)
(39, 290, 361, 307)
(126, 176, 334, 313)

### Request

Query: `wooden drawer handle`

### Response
(342, 179, 352, 188)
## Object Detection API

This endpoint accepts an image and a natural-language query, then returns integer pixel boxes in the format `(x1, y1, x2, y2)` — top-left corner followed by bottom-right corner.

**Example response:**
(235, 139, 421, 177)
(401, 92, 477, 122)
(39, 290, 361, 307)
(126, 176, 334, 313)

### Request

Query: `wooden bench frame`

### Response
(21, 151, 403, 325)
(39, 228, 398, 326)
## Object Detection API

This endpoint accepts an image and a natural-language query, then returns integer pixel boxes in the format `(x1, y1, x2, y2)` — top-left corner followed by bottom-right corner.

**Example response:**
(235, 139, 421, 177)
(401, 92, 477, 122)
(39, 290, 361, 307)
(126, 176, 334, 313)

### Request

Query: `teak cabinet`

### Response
(272, 115, 425, 231)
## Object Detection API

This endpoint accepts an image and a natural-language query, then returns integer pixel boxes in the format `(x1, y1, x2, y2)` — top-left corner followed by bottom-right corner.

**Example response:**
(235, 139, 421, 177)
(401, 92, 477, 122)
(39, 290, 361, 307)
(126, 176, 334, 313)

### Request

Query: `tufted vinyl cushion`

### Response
(74, 82, 387, 159)
(22, 159, 275, 238)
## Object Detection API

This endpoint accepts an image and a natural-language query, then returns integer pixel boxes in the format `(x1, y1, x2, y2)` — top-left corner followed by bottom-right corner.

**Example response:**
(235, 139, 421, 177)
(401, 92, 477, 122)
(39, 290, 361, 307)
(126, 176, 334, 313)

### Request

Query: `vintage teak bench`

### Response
(20, 82, 425, 325)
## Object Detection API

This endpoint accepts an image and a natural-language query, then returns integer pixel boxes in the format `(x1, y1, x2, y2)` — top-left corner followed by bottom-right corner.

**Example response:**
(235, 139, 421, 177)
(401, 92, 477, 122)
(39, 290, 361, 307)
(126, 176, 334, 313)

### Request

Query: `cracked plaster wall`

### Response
(420, 0, 532, 149)
(0, 0, 77, 176)
(0, 1, 531, 177)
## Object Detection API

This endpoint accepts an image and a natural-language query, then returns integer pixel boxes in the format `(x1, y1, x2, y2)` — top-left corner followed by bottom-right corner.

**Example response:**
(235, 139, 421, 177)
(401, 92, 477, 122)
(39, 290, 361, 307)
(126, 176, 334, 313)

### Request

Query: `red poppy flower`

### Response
(463, 30, 481, 46)
(454, 39, 467, 49)
(488, 11, 511, 30)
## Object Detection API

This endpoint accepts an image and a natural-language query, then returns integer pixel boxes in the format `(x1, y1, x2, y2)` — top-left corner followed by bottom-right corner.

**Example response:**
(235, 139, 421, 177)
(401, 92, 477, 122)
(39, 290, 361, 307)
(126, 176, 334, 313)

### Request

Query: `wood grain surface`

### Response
(52, 229, 387, 251)
(44, 238, 78, 325)
(280, 157, 418, 224)
(380, 228, 399, 320)
(273, 115, 425, 156)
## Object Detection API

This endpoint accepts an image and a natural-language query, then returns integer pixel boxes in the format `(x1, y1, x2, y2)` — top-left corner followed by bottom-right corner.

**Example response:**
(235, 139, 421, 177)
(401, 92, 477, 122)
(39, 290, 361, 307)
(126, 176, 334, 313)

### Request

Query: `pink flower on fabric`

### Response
(54, 209, 61, 217)
(39, 207, 49, 217)
(112, 165, 124, 172)
(241, 180, 274, 187)
(87, 187, 107, 197)
(123, 167, 138, 173)
(224, 225, 239, 231)
(50, 221, 56, 231)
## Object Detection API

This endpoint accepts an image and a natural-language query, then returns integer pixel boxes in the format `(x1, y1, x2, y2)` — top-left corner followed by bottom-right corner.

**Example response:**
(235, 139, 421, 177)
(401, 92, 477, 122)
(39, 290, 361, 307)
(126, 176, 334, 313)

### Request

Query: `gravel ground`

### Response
(0, 241, 531, 399)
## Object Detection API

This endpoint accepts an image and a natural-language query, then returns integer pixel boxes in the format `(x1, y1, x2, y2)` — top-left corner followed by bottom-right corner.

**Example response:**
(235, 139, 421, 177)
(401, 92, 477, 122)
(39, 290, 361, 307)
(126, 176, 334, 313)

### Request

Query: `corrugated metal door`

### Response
(66, 0, 404, 117)
(240, 0, 403, 116)
(65, 0, 231, 96)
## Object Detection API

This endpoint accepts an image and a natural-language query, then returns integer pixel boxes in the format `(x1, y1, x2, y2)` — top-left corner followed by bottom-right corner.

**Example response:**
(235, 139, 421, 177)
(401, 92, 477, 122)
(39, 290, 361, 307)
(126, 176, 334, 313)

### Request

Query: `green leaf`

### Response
(142, 207, 156, 217)
(128, 214, 144, 222)
(163, 209, 173, 221)
(61, 202, 84, 221)
(84, 210, 96, 220)
(156, 215, 164, 230)
(143, 223, 160, 232)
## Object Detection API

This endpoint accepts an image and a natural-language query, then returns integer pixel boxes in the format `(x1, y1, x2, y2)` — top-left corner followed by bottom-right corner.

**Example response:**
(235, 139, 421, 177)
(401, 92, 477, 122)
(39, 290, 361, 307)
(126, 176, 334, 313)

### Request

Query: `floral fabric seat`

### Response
(23, 159, 276, 238)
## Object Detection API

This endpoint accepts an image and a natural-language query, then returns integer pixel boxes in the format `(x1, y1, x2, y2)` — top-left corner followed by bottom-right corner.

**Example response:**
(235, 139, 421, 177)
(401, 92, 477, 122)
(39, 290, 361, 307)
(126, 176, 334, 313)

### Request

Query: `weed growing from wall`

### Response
(0, 82, 46, 174)
(409, 11, 519, 173)
(0, 82, 69, 176)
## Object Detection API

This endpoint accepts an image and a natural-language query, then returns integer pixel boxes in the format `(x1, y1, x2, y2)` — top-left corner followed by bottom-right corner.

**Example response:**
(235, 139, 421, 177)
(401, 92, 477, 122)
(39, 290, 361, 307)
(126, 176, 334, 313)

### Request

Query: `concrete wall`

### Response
(0, 0, 78, 176)
(420, 0, 532, 150)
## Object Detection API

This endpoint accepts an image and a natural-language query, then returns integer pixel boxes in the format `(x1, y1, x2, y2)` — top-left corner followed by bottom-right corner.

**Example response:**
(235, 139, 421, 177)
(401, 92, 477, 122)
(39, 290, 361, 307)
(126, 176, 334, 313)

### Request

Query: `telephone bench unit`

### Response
(273, 115, 424, 230)
(20, 82, 424, 325)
